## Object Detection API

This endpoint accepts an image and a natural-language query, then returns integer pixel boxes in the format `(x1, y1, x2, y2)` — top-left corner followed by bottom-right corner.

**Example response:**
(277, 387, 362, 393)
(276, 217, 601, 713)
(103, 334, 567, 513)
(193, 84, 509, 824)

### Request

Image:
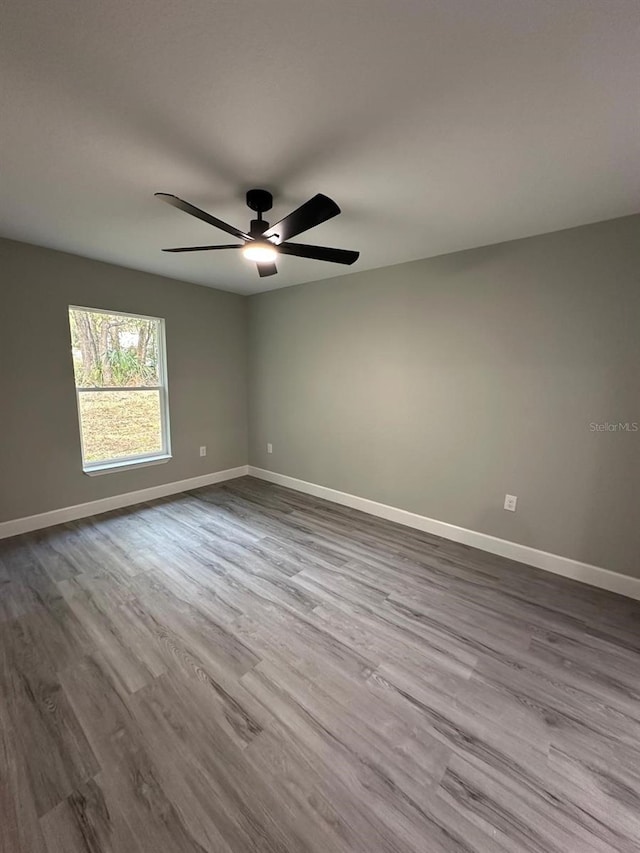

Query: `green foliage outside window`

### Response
(69, 309, 160, 387)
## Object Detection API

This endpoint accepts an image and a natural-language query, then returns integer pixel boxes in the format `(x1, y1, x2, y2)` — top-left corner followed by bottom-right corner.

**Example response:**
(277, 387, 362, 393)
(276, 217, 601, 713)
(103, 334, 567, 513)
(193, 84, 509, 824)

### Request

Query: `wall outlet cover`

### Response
(504, 494, 518, 512)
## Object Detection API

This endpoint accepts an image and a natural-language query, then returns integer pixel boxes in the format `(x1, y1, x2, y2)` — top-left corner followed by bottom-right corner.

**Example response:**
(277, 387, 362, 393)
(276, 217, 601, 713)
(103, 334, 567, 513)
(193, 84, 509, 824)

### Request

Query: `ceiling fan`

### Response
(155, 189, 359, 277)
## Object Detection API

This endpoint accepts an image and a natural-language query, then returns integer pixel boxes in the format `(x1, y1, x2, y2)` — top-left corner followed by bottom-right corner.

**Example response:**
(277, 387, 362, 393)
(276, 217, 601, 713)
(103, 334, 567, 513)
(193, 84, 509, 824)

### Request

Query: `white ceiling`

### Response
(2, 1, 639, 294)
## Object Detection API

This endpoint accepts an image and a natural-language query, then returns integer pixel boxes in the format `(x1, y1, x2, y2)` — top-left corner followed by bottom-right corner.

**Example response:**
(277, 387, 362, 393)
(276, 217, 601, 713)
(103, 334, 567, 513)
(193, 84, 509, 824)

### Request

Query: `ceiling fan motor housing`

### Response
(250, 218, 269, 237)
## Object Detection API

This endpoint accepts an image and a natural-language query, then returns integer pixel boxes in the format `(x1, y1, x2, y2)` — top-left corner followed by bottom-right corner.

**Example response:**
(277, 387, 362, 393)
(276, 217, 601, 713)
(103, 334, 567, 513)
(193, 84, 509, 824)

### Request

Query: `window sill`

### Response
(83, 454, 172, 477)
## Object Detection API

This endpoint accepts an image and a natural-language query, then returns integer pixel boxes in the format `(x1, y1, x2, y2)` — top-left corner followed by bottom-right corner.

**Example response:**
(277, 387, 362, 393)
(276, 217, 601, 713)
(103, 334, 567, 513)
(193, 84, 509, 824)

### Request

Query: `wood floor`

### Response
(1, 477, 639, 853)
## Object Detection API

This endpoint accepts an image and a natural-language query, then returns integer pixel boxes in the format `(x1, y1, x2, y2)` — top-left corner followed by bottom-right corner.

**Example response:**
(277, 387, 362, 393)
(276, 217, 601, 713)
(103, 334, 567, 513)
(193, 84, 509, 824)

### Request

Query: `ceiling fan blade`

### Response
(262, 194, 340, 243)
(155, 193, 250, 241)
(257, 262, 278, 277)
(278, 242, 359, 265)
(162, 244, 243, 252)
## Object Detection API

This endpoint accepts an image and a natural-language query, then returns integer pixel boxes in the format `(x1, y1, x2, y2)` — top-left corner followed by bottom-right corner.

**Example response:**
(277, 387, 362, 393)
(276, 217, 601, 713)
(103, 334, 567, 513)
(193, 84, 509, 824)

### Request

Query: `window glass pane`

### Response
(69, 309, 160, 388)
(78, 390, 163, 463)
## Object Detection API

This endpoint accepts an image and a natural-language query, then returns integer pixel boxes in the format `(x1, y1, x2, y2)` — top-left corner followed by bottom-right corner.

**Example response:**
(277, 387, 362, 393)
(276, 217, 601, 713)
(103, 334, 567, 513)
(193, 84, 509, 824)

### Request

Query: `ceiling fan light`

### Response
(243, 241, 278, 263)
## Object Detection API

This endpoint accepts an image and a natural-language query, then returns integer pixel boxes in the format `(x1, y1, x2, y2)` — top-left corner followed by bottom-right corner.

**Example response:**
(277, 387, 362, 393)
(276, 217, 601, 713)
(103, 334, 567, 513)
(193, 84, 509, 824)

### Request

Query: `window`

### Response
(68, 306, 171, 474)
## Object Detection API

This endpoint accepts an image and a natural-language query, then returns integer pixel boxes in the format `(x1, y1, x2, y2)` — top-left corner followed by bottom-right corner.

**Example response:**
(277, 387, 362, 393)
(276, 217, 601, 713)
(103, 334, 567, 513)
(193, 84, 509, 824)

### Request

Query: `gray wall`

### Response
(248, 215, 640, 578)
(0, 238, 247, 521)
(3, 217, 639, 579)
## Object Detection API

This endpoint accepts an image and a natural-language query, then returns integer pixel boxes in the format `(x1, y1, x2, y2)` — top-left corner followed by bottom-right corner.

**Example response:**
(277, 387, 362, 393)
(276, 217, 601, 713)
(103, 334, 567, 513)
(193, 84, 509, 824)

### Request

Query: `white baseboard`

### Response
(4, 463, 637, 602)
(248, 466, 640, 602)
(0, 465, 249, 540)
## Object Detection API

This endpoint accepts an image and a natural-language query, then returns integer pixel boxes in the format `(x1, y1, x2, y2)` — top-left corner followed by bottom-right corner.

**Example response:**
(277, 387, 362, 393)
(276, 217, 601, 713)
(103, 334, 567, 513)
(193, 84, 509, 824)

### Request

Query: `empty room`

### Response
(1, 2, 639, 851)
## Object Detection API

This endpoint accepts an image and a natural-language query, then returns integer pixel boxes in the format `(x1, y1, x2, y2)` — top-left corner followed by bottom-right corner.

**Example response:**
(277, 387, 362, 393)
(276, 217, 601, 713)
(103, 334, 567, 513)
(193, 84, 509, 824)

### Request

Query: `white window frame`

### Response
(69, 305, 172, 475)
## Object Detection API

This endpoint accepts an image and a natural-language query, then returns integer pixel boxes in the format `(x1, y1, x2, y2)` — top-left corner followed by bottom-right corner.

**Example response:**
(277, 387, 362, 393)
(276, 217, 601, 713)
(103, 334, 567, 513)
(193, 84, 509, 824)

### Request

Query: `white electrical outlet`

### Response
(200, 446, 207, 457)
(266, 443, 273, 454)
(504, 494, 518, 512)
